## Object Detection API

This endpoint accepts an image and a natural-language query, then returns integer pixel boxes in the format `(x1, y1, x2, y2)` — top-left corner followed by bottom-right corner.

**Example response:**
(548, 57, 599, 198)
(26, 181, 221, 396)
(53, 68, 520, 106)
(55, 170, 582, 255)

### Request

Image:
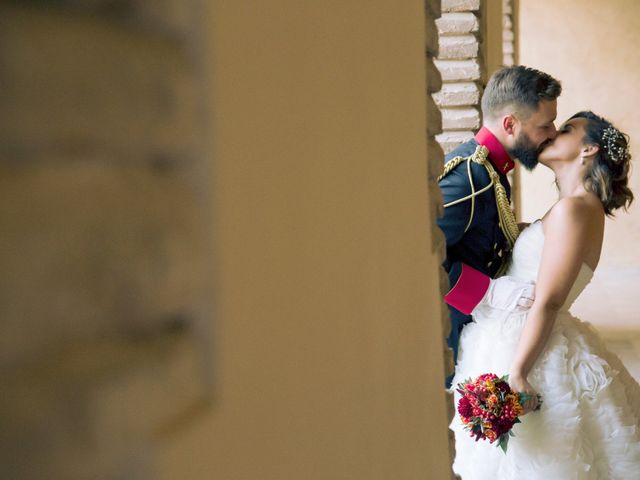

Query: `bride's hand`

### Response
(508, 372, 539, 414)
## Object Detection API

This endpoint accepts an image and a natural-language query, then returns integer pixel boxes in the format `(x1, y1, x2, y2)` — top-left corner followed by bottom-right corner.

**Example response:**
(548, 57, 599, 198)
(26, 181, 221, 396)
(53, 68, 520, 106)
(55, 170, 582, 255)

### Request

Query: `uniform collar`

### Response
(474, 127, 515, 175)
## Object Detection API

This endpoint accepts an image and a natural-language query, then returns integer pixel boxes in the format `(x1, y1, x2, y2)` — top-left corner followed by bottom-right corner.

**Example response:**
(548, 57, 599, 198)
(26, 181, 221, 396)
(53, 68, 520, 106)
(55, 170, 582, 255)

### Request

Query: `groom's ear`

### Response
(502, 114, 517, 136)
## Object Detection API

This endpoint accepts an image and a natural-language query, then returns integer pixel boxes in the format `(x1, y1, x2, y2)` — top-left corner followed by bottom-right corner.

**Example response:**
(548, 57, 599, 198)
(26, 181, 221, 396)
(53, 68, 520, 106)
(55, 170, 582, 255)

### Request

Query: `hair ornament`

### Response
(602, 125, 629, 163)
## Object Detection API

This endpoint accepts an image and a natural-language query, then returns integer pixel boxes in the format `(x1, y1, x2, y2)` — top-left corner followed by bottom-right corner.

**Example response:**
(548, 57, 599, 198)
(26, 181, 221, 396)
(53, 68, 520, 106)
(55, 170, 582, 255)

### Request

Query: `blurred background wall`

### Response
(0, 1, 216, 478)
(0, 1, 454, 478)
(519, 0, 640, 266)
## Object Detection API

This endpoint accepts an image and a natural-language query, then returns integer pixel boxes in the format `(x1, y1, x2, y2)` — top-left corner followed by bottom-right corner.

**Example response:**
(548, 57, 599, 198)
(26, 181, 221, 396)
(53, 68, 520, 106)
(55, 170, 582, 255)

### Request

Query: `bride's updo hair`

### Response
(570, 111, 633, 216)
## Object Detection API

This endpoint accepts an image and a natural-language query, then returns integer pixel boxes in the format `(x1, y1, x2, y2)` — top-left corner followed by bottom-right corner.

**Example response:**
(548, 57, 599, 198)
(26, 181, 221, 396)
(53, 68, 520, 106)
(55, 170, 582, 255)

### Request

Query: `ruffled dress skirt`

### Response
(448, 305, 640, 479)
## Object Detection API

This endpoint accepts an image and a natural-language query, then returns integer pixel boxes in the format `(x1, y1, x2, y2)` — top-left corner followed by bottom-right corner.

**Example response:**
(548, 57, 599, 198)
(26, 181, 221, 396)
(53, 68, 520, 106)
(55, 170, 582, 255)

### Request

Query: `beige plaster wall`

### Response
(518, 0, 640, 267)
(156, 1, 452, 479)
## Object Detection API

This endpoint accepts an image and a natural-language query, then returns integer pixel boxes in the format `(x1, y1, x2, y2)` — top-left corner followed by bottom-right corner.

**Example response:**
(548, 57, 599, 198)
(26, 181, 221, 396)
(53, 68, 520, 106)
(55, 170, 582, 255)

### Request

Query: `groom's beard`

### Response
(509, 133, 543, 171)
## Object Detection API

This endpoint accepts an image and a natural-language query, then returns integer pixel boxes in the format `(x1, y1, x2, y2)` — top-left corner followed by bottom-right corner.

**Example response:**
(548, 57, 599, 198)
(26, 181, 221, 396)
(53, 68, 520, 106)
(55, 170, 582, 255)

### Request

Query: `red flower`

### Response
(478, 373, 498, 382)
(458, 396, 474, 419)
(496, 381, 511, 394)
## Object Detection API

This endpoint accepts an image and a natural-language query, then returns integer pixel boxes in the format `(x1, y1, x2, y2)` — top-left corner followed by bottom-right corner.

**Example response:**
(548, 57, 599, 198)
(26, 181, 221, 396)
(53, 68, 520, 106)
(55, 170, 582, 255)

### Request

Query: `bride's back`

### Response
(540, 193, 605, 272)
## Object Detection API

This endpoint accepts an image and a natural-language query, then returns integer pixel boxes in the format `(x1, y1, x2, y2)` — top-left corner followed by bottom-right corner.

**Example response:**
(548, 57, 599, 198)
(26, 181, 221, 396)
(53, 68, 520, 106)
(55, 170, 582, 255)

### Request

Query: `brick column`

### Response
(432, 5, 482, 469)
(433, 0, 482, 154)
(502, 0, 521, 218)
(503, 0, 516, 66)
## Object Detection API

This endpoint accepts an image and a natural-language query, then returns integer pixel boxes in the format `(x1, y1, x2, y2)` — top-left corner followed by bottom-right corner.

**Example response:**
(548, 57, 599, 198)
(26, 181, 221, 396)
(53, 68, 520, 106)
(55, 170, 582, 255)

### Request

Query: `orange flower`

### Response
(484, 429, 497, 442)
(512, 403, 524, 417)
(485, 380, 496, 393)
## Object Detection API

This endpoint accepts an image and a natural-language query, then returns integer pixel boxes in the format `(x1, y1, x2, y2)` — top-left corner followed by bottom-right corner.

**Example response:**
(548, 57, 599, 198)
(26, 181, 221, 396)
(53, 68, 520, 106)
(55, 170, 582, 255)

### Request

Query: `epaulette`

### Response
(438, 145, 520, 252)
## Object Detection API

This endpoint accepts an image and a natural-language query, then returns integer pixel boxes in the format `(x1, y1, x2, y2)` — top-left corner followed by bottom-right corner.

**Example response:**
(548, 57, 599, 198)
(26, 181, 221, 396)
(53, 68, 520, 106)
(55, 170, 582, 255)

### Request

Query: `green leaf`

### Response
(498, 435, 510, 454)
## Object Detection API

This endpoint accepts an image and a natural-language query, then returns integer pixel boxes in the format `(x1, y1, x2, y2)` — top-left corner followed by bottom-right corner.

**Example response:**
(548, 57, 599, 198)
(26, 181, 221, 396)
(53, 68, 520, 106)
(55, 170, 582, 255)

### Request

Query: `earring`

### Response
(580, 157, 586, 165)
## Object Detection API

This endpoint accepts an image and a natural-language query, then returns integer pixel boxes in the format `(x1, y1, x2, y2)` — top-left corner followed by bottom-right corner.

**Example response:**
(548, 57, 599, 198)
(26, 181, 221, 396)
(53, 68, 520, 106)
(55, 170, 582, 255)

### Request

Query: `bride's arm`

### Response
(509, 198, 591, 407)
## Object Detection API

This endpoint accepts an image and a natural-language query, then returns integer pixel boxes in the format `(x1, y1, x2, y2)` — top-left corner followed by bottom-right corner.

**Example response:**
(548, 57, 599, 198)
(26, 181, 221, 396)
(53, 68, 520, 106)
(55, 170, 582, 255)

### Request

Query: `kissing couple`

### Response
(439, 65, 640, 478)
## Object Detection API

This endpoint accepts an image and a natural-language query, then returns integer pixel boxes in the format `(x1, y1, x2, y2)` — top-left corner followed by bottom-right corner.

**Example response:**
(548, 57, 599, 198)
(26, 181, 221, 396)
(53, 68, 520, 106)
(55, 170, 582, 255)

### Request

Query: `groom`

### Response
(438, 66, 562, 389)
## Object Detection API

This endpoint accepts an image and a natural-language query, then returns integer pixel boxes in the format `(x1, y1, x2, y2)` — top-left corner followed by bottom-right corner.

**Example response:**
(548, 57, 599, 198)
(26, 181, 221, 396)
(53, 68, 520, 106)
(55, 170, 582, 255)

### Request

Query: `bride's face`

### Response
(538, 117, 588, 166)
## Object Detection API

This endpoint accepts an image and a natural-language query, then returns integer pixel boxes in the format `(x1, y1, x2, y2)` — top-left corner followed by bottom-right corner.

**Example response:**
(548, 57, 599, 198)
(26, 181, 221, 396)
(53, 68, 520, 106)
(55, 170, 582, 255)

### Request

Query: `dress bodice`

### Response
(505, 220, 594, 312)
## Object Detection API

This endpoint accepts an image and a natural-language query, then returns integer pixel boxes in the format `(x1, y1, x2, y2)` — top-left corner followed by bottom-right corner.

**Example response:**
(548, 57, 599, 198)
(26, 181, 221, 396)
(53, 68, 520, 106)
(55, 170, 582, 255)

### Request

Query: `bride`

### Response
(448, 111, 640, 479)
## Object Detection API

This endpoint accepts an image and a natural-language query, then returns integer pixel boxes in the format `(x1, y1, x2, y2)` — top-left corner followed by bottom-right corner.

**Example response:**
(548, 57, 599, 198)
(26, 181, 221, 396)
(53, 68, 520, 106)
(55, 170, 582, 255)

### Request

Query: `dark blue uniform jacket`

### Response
(437, 137, 513, 389)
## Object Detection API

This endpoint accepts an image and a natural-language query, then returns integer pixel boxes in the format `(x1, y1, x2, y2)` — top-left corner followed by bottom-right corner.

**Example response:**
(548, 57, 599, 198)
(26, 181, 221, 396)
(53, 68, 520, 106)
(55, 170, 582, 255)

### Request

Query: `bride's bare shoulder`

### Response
(542, 195, 604, 233)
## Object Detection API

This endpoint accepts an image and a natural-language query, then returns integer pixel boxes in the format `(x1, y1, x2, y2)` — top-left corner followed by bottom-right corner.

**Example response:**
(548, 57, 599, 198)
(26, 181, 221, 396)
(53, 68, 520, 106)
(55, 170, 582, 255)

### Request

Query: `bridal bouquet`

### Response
(455, 373, 542, 453)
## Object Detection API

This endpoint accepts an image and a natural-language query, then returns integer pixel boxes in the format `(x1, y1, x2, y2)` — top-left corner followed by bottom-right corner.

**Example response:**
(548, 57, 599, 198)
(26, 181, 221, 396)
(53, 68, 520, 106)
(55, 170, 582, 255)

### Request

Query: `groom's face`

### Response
(510, 99, 558, 170)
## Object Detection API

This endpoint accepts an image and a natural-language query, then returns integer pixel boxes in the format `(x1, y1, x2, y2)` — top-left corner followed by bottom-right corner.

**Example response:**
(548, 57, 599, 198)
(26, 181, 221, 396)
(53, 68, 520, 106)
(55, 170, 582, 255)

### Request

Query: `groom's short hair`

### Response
(481, 65, 562, 121)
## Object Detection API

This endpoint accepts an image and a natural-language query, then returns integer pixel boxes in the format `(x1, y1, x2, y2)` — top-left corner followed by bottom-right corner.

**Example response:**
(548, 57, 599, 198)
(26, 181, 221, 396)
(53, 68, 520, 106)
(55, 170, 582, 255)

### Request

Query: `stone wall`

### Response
(502, 0, 519, 214)
(503, 0, 516, 66)
(432, 2, 515, 475)
(434, 0, 482, 154)
(432, 6, 484, 465)
(0, 2, 214, 478)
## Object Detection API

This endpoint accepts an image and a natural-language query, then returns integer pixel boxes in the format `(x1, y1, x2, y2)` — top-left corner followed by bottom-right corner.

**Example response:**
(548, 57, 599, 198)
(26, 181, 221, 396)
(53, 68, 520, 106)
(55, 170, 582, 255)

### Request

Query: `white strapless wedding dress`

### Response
(448, 220, 640, 479)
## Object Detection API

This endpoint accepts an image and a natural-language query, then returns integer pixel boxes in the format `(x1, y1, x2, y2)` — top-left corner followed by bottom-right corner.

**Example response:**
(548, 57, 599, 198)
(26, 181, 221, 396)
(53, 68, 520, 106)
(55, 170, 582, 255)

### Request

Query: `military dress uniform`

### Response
(437, 127, 520, 389)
